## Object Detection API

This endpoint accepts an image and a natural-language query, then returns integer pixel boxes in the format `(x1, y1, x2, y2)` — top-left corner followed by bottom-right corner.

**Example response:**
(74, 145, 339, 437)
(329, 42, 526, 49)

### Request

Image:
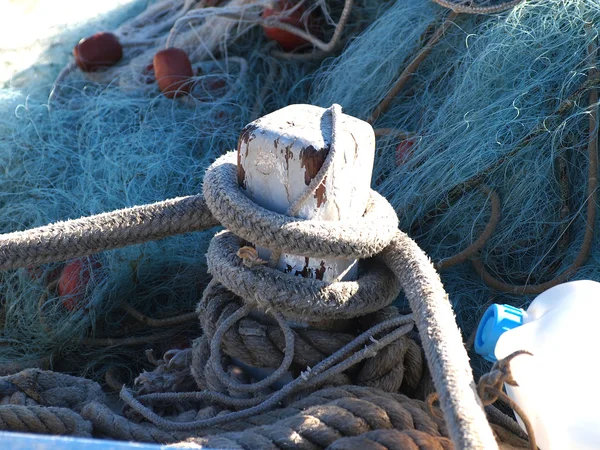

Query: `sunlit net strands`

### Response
(0, 0, 387, 382)
(311, 0, 600, 365)
(2, 0, 599, 381)
(0, 0, 589, 447)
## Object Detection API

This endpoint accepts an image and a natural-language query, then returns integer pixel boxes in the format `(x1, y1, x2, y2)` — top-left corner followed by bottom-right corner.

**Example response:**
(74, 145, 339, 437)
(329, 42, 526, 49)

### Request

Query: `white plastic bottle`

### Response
(474, 280, 600, 450)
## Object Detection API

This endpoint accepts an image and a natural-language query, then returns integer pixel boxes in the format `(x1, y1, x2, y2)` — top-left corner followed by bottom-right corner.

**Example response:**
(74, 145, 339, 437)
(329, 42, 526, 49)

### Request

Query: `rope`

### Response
(134, 348, 197, 395)
(432, 0, 525, 15)
(0, 195, 219, 270)
(0, 368, 106, 411)
(81, 402, 196, 443)
(380, 231, 496, 449)
(368, 11, 459, 124)
(0, 105, 506, 448)
(195, 282, 423, 394)
(0, 369, 105, 437)
(207, 231, 400, 321)
(288, 104, 342, 218)
(82, 385, 453, 446)
(202, 154, 399, 260)
(118, 315, 417, 431)
(477, 351, 536, 450)
(327, 429, 453, 450)
(0, 405, 92, 437)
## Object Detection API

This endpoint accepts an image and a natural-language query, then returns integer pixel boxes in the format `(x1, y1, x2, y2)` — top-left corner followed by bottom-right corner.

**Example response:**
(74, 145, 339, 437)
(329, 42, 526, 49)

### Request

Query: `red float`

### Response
(153, 48, 194, 98)
(58, 257, 101, 311)
(262, 1, 311, 51)
(395, 139, 415, 166)
(73, 32, 123, 72)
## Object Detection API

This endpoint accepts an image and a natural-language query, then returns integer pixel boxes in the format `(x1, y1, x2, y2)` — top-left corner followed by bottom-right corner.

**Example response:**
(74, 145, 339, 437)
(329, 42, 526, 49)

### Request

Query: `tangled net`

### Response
(0, 0, 384, 379)
(1, 0, 599, 446)
(311, 0, 600, 369)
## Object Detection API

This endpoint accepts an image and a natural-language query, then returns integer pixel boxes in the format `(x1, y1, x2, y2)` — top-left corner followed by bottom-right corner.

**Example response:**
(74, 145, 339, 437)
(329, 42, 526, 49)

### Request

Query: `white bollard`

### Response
(237, 104, 375, 282)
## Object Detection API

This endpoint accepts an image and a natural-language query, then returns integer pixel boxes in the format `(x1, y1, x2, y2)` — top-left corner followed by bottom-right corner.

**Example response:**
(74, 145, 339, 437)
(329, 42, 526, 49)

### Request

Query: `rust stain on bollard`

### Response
(300, 145, 329, 207)
(237, 123, 258, 189)
(237, 144, 246, 189)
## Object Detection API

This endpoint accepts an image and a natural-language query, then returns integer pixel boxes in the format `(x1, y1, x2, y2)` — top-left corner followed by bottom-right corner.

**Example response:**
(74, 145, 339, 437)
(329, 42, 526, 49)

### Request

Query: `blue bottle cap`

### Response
(474, 304, 525, 362)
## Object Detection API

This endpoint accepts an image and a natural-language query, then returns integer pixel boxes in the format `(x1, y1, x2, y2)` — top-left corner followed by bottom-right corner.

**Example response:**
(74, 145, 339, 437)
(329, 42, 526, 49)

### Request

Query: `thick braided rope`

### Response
(195, 281, 424, 394)
(119, 314, 417, 431)
(208, 386, 448, 437)
(171, 420, 452, 449)
(287, 104, 342, 218)
(0, 405, 92, 436)
(0, 369, 105, 438)
(0, 368, 106, 411)
(83, 385, 452, 446)
(203, 151, 399, 260)
(431, 0, 525, 14)
(328, 429, 453, 450)
(329, 427, 530, 450)
(380, 231, 497, 449)
(207, 231, 401, 320)
(0, 195, 219, 270)
(267, 103, 343, 266)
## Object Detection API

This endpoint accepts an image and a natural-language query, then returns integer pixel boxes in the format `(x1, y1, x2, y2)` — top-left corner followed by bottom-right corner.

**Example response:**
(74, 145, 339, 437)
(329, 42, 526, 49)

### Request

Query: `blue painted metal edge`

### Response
(0, 431, 203, 449)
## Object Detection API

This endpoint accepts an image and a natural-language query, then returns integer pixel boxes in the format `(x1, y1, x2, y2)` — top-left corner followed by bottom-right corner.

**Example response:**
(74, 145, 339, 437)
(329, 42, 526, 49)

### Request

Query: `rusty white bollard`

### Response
(237, 104, 375, 283)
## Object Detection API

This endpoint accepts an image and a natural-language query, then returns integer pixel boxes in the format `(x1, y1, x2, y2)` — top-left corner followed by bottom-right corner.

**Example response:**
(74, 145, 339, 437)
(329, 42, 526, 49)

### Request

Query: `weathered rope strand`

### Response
(84, 386, 454, 447)
(204, 153, 400, 259)
(269, 104, 342, 267)
(0, 405, 92, 437)
(120, 316, 415, 431)
(435, 186, 501, 271)
(0, 195, 219, 271)
(381, 231, 498, 449)
(208, 305, 296, 393)
(288, 104, 342, 217)
(432, 0, 525, 15)
(368, 11, 458, 124)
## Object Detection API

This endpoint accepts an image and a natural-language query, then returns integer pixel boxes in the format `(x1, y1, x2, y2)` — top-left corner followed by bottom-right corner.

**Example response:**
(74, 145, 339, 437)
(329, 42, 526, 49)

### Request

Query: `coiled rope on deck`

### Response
(0, 105, 501, 449)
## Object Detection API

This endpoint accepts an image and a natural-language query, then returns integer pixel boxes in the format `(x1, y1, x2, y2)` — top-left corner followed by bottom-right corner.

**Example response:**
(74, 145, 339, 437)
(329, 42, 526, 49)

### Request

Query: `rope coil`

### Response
(0, 104, 519, 449)
(203, 152, 399, 260)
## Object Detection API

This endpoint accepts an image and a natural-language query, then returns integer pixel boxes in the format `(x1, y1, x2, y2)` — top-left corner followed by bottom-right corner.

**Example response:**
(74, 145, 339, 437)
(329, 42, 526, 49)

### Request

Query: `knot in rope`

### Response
(109, 104, 499, 450)
(0, 103, 507, 449)
(202, 104, 401, 321)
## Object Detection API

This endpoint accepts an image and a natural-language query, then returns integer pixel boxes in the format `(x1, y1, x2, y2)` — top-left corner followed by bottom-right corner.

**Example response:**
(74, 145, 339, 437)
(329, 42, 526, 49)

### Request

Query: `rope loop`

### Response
(0, 103, 505, 449)
(203, 152, 399, 260)
(208, 304, 296, 393)
(208, 230, 401, 321)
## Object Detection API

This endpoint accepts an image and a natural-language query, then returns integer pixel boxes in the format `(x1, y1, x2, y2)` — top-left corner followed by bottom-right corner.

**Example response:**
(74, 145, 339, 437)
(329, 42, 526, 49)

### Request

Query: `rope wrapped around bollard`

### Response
(0, 105, 503, 449)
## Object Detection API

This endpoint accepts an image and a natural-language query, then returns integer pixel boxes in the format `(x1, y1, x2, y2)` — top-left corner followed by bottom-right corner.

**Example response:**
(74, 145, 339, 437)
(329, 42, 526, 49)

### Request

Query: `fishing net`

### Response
(0, 0, 387, 382)
(311, 0, 600, 371)
(1, 0, 600, 390)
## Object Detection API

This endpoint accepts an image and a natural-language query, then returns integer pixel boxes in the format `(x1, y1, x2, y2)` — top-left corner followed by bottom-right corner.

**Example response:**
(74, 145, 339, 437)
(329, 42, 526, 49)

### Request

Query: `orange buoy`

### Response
(262, 1, 311, 51)
(73, 32, 123, 72)
(153, 48, 194, 98)
(58, 257, 101, 311)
